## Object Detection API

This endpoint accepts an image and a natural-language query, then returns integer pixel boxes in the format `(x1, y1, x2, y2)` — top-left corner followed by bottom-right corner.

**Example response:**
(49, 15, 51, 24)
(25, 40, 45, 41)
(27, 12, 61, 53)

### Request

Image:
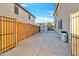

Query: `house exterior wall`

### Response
(28, 15, 35, 25)
(54, 3, 79, 55)
(0, 3, 35, 24)
(0, 4, 11, 17)
(54, 3, 79, 39)
(35, 23, 48, 32)
(40, 23, 47, 32)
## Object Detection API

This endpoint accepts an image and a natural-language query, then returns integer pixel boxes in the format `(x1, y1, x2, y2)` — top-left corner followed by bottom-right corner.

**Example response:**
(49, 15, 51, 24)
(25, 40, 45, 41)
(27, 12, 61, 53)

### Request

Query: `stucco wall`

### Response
(55, 3, 79, 37)
(0, 4, 11, 17)
(0, 3, 35, 24)
(28, 15, 35, 25)
(54, 3, 79, 52)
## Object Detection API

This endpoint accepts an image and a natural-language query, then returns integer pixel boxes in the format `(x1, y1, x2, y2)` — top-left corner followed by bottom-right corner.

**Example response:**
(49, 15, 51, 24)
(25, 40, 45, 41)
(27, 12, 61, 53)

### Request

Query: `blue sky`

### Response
(19, 3, 56, 23)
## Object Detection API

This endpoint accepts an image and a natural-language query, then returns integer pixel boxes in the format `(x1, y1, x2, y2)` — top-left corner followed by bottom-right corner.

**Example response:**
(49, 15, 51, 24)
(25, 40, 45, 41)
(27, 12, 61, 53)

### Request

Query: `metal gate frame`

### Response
(70, 11, 79, 56)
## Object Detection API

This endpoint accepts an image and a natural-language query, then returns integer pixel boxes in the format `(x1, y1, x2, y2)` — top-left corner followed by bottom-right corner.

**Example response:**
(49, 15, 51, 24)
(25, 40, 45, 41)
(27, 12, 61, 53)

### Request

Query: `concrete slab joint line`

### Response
(36, 37, 46, 56)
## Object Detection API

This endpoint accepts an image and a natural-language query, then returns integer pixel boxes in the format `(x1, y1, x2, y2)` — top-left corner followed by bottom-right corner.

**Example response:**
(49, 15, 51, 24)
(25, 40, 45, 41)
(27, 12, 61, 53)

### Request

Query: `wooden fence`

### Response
(0, 16, 16, 54)
(17, 22, 40, 42)
(0, 16, 40, 54)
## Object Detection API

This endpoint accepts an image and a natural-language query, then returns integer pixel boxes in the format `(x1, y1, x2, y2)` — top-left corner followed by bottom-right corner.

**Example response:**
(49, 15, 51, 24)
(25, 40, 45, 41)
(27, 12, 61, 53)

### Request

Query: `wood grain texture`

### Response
(17, 22, 40, 42)
(0, 17, 16, 54)
(0, 16, 40, 54)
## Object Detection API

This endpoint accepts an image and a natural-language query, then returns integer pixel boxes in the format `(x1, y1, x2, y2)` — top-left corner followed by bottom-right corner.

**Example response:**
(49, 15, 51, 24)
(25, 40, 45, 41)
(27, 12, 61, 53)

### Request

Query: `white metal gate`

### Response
(70, 11, 79, 56)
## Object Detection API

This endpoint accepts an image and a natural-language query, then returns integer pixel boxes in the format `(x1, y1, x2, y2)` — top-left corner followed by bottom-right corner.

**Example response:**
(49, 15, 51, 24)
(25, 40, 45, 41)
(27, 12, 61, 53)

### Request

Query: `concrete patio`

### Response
(1, 31, 70, 56)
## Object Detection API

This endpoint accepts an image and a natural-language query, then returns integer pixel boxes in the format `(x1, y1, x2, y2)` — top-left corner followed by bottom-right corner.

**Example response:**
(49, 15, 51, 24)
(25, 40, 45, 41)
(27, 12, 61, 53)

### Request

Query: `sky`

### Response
(19, 3, 56, 23)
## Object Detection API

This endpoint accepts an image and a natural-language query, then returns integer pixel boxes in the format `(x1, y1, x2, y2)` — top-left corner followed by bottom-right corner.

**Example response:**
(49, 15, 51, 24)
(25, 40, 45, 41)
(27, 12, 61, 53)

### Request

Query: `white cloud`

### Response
(35, 16, 54, 23)
(48, 11, 54, 17)
(50, 13, 53, 16)
(48, 11, 54, 14)
(20, 3, 33, 7)
(20, 4, 27, 7)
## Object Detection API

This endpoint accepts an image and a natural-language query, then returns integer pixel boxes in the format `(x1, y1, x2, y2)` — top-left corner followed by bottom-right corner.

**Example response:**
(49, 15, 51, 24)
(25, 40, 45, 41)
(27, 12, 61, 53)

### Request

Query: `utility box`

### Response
(61, 31, 68, 42)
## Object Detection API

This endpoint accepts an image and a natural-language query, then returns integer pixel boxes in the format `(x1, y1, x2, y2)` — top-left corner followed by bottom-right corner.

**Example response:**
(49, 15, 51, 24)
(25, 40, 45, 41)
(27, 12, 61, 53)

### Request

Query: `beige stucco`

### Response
(54, 3, 79, 38)
(0, 3, 35, 25)
(54, 4, 79, 55)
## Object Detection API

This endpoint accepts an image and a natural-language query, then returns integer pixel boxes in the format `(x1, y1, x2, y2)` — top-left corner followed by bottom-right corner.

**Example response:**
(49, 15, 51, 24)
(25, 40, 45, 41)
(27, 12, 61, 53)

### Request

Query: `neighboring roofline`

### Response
(53, 3, 59, 16)
(14, 3, 36, 18)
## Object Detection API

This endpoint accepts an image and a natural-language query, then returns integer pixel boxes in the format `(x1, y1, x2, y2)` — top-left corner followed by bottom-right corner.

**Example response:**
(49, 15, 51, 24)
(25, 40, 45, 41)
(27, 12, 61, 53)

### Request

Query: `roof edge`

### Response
(53, 3, 59, 16)
(14, 3, 36, 18)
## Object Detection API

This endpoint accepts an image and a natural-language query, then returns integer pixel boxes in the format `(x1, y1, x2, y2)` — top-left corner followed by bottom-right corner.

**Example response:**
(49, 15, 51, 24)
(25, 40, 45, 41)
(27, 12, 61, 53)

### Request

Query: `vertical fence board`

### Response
(0, 17, 2, 54)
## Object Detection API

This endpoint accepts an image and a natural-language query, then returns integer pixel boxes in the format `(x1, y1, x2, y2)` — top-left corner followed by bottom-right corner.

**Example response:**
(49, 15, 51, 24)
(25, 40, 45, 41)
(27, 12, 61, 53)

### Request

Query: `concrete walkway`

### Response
(1, 31, 70, 56)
